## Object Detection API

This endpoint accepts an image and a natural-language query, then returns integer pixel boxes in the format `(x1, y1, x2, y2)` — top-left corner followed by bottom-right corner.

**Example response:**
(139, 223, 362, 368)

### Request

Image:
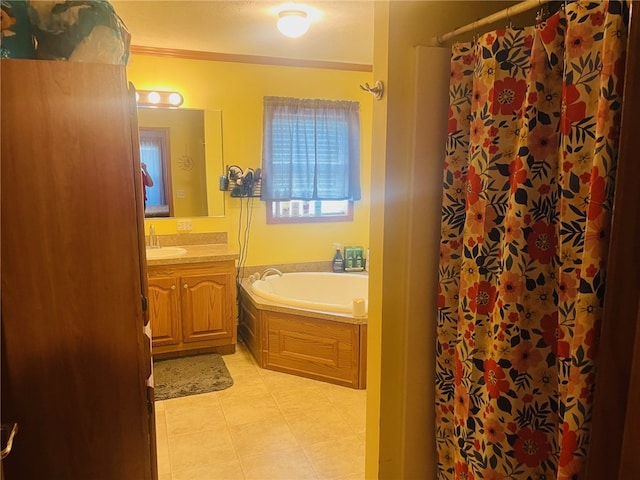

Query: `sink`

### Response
(145, 246, 187, 259)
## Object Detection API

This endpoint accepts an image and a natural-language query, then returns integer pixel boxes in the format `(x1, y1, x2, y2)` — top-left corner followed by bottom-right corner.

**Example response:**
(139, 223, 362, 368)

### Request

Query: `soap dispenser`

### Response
(332, 243, 344, 272)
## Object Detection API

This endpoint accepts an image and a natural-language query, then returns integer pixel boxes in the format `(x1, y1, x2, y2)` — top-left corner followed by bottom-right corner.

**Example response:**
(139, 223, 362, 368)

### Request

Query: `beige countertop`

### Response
(145, 243, 238, 266)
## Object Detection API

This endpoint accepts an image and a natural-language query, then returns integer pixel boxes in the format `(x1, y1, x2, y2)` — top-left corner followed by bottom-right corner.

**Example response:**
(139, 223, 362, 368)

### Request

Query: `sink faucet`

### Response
(149, 224, 160, 248)
(260, 267, 283, 280)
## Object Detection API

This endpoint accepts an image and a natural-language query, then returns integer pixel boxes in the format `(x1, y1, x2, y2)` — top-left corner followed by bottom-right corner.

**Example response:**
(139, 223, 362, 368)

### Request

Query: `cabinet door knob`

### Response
(183, 284, 188, 289)
(171, 285, 176, 290)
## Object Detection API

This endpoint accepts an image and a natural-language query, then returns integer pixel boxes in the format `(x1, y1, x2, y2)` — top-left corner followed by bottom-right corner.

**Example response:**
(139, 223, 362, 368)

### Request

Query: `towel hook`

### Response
(360, 80, 384, 100)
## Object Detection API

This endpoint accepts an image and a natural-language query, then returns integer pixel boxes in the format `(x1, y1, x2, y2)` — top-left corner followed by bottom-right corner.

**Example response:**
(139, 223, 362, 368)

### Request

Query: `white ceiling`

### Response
(110, 1, 375, 65)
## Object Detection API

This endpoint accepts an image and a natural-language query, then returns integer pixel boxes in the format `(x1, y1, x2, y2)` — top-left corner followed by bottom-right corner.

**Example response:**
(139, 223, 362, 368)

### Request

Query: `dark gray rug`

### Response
(153, 354, 234, 401)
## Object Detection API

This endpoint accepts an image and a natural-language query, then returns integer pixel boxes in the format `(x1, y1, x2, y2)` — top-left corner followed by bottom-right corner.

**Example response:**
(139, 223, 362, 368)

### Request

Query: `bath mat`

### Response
(153, 354, 234, 401)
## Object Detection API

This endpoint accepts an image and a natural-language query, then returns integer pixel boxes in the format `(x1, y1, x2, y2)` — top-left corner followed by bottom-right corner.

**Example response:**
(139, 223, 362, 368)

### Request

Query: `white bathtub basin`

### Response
(145, 246, 187, 259)
(251, 272, 368, 315)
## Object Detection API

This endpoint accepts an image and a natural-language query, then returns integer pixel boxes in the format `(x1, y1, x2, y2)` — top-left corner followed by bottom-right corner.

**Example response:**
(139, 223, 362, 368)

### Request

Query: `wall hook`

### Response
(360, 80, 384, 100)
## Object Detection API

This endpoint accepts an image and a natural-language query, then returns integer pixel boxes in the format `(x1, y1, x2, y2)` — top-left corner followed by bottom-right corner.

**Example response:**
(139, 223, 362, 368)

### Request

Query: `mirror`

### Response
(137, 108, 225, 218)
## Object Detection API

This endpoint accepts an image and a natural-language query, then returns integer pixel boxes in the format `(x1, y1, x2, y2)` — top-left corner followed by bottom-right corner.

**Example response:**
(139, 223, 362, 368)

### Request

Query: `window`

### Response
(139, 128, 172, 217)
(261, 97, 361, 223)
(267, 199, 353, 224)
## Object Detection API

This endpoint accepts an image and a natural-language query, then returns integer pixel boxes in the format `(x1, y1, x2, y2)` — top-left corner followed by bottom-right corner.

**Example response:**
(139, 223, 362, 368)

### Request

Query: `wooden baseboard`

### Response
(152, 344, 235, 360)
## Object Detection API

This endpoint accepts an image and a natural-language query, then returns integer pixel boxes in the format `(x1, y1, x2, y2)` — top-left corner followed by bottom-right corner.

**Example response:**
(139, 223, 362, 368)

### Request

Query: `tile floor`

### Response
(154, 341, 367, 480)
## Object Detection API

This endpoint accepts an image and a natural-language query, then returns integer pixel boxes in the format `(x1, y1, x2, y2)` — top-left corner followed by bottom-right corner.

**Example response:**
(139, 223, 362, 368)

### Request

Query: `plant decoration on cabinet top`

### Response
(1, 0, 130, 64)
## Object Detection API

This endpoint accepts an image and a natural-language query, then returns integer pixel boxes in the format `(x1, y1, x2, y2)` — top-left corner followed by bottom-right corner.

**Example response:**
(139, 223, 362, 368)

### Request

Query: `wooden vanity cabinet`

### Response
(148, 260, 237, 357)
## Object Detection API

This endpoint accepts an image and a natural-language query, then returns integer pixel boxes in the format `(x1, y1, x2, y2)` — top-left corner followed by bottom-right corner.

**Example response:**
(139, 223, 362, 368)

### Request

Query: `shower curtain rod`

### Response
(431, 0, 551, 46)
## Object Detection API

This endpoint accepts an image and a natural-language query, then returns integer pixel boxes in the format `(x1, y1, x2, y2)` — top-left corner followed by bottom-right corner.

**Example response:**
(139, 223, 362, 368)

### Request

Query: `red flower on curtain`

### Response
(559, 423, 578, 467)
(484, 418, 506, 444)
(541, 312, 560, 350)
(560, 84, 587, 135)
(524, 34, 534, 49)
(527, 221, 558, 264)
(455, 462, 475, 480)
(498, 271, 523, 303)
(514, 428, 551, 467)
(483, 470, 505, 480)
(528, 125, 558, 160)
(585, 327, 599, 360)
(448, 106, 457, 134)
(470, 117, 486, 144)
(472, 80, 489, 112)
(468, 281, 497, 315)
(437, 283, 446, 308)
(509, 157, 527, 193)
(585, 215, 610, 258)
(484, 359, 509, 398)
(511, 340, 543, 372)
(454, 355, 464, 387)
(587, 170, 606, 220)
(467, 200, 497, 236)
(539, 14, 560, 44)
(454, 384, 471, 424)
(590, 11, 605, 26)
(558, 272, 578, 302)
(504, 215, 523, 241)
(489, 77, 527, 115)
(465, 166, 482, 206)
(567, 24, 594, 58)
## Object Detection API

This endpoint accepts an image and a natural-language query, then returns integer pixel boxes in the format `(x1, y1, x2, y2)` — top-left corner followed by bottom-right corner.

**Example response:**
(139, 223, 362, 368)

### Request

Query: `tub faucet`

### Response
(149, 224, 160, 248)
(260, 267, 283, 280)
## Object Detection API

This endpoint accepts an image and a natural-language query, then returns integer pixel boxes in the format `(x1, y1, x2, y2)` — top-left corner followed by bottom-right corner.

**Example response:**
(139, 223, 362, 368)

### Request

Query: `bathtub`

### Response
(250, 272, 368, 315)
(239, 272, 368, 389)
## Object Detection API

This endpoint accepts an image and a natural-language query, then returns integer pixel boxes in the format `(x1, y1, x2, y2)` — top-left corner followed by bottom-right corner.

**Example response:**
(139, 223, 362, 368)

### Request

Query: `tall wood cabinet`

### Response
(1, 59, 156, 479)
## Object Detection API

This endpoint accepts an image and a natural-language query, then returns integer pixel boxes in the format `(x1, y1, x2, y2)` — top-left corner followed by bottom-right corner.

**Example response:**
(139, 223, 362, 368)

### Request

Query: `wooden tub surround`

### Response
(238, 280, 367, 389)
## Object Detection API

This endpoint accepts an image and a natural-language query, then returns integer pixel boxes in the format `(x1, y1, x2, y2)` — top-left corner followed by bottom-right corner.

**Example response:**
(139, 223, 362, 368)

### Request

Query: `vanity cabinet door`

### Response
(148, 275, 181, 347)
(181, 270, 235, 343)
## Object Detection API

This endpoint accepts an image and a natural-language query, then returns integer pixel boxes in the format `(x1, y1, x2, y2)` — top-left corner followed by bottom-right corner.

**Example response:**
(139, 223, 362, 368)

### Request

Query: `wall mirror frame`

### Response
(137, 107, 225, 218)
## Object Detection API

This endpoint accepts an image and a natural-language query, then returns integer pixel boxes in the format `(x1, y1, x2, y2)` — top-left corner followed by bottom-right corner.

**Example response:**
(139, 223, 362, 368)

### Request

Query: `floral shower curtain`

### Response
(436, 2, 628, 479)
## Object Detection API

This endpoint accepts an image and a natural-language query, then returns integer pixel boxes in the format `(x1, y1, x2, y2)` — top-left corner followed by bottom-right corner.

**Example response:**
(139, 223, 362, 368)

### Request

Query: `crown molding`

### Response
(129, 45, 373, 73)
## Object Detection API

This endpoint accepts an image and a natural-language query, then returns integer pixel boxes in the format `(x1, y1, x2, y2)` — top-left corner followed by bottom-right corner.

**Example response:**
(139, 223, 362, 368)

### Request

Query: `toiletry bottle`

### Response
(346, 247, 354, 270)
(355, 247, 363, 270)
(332, 243, 344, 272)
(365, 248, 370, 272)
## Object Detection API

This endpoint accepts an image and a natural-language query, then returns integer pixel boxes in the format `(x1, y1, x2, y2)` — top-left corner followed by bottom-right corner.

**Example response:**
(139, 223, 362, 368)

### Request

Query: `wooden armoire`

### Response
(1, 59, 156, 479)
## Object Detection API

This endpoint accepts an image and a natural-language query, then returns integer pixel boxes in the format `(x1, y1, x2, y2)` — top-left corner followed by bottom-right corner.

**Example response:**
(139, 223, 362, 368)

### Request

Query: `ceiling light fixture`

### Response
(136, 90, 184, 108)
(277, 10, 310, 38)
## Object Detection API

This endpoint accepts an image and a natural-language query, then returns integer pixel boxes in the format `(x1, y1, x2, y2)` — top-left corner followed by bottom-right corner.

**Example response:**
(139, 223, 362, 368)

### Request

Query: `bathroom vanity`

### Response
(145, 242, 238, 357)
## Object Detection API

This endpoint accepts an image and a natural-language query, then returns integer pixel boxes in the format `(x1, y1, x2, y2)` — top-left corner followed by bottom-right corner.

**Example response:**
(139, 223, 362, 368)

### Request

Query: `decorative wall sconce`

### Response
(136, 90, 184, 108)
(277, 9, 310, 38)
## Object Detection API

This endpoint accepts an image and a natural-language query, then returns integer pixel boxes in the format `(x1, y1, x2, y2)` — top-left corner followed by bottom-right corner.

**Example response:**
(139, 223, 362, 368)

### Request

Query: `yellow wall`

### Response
(369, 2, 523, 479)
(127, 55, 372, 267)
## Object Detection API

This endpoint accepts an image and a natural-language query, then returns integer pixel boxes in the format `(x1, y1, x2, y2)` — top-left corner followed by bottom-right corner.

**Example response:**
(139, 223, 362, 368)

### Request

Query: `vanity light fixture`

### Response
(136, 90, 184, 108)
(277, 9, 310, 38)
